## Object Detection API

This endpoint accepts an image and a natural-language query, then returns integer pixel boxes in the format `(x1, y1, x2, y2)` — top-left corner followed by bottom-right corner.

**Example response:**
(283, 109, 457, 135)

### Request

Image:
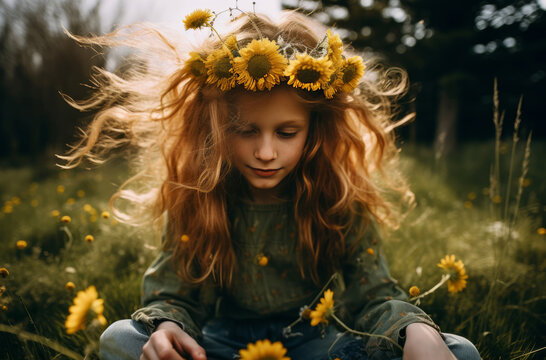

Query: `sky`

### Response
(98, 0, 282, 31)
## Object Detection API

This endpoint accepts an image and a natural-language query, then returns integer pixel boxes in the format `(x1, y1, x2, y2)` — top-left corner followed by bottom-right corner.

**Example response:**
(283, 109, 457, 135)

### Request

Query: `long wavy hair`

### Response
(60, 11, 413, 287)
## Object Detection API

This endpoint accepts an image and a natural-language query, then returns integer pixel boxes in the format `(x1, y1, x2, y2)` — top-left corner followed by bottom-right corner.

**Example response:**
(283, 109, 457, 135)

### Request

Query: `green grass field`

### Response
(0, 141, 544, 359)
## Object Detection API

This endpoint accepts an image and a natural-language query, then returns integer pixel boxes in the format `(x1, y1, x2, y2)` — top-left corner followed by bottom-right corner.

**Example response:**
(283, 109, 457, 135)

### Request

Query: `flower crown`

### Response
(182, 8, 366, 99)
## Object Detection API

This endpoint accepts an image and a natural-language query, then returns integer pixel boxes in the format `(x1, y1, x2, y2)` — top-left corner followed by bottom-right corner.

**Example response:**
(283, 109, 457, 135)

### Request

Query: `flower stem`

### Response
(0, 324, 83, 360)
(409, 274, 451, 302)
(330, 314, 404, 352)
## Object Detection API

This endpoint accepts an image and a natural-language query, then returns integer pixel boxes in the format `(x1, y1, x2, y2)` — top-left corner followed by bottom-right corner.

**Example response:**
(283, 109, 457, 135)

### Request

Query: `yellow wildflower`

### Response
(537, 227, 546, 235)
(437, 255, 468, 293)
(285, 54, 333, 91)
(61, 215, 71, 223)
(467, 192, 477, 200)
(492, 195, 502, 204)
(66, 281, 76, 290)
(205, 48, 237, 91)
(76, 190, 85, 198)
(0, 267, 9, 278)
(257, 254, 269, 267)
(101, 211, 110, 219)
(409, 286, 420, 297)
(464, 201, 472, 209)
(326, 29, 343, 66)
(30, 199, 38, 207)
(183, 9, 213, 30)
(233, 38, 287, 91)
(181, 234, 190, 243)
(51, 210, 60, 217)
(12, 197, 21, 205)
(57, 185, 65, 194)
(366, 248, 375, 255)
(66, 198, 75, 205)
(85, 235, 94, 243)
(65, 286, 107, 334)
(16, 240, 27, 249)
(184, 52, 207, 78)
(1, 305, 6, 311)
(340, 56, 365, 92)
(239, 339, 290, 360)
(309, 289, 334, 326)
(3, 204, 13, 214)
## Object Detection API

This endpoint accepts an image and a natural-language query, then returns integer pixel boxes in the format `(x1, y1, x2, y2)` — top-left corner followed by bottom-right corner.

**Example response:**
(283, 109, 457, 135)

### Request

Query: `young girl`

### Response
(63, 8, 481, 360)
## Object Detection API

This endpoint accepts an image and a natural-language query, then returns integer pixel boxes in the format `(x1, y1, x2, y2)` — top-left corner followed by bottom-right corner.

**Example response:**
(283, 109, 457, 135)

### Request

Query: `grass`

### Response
(0, 139, 544, 359)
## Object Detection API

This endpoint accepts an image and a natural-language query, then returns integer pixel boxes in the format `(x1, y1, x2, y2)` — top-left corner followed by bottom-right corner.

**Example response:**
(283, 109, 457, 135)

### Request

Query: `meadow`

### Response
(0, 139, 544, 359)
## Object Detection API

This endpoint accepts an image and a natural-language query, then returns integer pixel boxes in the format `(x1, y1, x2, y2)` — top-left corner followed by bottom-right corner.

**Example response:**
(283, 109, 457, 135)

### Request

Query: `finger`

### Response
(176, 331, 207, 360)
(150, 331, 185, 360)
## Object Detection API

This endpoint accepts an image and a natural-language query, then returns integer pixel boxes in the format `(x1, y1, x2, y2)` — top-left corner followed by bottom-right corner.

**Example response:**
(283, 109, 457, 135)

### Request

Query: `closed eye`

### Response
(277, 131, 297, 138)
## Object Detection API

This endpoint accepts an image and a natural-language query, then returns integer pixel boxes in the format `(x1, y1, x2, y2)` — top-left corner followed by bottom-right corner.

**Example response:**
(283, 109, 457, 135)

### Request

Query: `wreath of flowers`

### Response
(182, 8, 366, 98)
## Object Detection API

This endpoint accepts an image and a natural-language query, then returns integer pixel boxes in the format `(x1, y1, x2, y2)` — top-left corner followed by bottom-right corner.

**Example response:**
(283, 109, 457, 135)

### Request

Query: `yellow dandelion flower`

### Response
(205, 48, 237, 91)
(225, 34, 238, 52)
(90, 215, 98, 223)
(286, 54, 333, 91)
(66, 198, 75, 205)
(1, 305, 6, 311)
(3, 205, 13, 214)
(65, 281, 75, 290)
(464, 201, 472, 209)
(83, 204, 93, 213)
(492, 195, 502, 204)
(183, 9, 213, 30)
(0, 267, 9, 278)
(61, 215, 71, 223)
(233, 38, 287, 91)
(309, 289, 334, 326)
(327, 29, 343, 66)
(57, 185, 65, 194)
(340, 56, 365, 92)
(77, 190, 85, 198)
(181, 234, 190, 243)
(16, 240, 27, 249)
(65, 286, 107, 334)
(12, 197, 21, 205)
(51, 209, 60, 217)
(101, 211, 110, 219)
(366, 248, 375, 255)
(85, 235, 94, 243)
(437, 255, 469, 293)
(239, 339, 290, 360)
(409, 286, 420, 297)
(537, 227, 546, 235)
(30, 199, 38, 207)
(257, 254, 269, 267)
(184, 52, 207, 78)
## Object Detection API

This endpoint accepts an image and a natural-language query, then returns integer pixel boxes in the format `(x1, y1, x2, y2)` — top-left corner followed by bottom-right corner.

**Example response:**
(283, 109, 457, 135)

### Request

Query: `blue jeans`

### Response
(100, 318, 481, 360)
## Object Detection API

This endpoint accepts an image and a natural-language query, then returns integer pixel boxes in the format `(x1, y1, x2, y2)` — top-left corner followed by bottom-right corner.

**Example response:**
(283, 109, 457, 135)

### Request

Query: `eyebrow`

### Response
(242, 120, 305, 128)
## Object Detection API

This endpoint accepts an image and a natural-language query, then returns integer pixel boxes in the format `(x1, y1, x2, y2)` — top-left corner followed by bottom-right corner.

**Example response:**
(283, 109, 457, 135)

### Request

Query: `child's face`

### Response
(230, 87, 310, 203)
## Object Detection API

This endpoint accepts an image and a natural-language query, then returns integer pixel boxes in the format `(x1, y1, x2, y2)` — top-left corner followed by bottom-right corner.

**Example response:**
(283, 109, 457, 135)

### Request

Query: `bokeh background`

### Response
(1, 1, 545, 359)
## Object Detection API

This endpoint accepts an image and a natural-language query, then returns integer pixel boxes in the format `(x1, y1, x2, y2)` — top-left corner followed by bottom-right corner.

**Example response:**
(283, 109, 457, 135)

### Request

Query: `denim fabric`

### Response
(100, 318, 481, 360)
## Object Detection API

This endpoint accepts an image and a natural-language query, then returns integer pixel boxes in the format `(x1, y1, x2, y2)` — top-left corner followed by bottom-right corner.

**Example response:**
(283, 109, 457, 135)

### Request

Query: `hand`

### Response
(402, 323, 456, 360)
(141, 321, 207, 360)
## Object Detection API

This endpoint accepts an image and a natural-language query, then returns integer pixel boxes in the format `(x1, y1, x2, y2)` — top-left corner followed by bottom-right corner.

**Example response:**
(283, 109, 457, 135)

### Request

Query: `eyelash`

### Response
(237, 130, 297, 138)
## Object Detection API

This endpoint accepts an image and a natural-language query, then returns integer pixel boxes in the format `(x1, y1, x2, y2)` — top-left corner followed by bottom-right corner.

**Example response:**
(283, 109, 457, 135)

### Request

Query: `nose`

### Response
(254, 135, 277, 162)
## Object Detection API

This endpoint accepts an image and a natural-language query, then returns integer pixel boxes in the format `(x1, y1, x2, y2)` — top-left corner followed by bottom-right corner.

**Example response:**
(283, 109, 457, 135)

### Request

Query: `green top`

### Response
(132, 196, 440, 359)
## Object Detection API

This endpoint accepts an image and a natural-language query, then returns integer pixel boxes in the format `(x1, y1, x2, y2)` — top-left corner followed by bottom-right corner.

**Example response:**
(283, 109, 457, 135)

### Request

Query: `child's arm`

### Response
(338, 218, 442, 359)
(131, 249, 218, 347)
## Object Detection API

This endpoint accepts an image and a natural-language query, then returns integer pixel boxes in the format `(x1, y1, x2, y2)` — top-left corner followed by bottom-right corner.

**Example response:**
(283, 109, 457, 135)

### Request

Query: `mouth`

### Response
(248, 166, 281, 177)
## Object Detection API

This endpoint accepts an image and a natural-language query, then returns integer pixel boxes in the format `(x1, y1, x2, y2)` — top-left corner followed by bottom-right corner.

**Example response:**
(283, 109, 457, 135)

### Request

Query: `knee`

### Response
(100, 319, 149, 360)
(443, 333, 481, 360)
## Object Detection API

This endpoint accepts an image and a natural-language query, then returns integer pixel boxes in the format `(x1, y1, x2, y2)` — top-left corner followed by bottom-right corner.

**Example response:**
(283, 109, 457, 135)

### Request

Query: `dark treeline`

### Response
(0, 0, 111, 161)
(283, 0, 546, 154)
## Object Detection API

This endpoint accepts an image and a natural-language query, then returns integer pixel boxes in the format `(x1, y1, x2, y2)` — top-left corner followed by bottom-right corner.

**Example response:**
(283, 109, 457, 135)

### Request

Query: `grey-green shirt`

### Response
(132, 197, 439, 359)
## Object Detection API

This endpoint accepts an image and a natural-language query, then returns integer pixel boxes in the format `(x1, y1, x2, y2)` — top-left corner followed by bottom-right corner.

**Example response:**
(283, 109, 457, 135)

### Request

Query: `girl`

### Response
(62, 8, 481, 360)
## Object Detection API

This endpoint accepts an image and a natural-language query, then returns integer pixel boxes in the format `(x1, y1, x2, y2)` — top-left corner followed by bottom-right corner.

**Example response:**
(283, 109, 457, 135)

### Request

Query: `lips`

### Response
(248, 166, 281, 177)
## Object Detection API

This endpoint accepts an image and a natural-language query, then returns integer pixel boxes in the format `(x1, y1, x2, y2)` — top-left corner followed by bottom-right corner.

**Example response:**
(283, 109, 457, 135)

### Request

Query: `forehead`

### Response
(233, 87, 310, 125)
